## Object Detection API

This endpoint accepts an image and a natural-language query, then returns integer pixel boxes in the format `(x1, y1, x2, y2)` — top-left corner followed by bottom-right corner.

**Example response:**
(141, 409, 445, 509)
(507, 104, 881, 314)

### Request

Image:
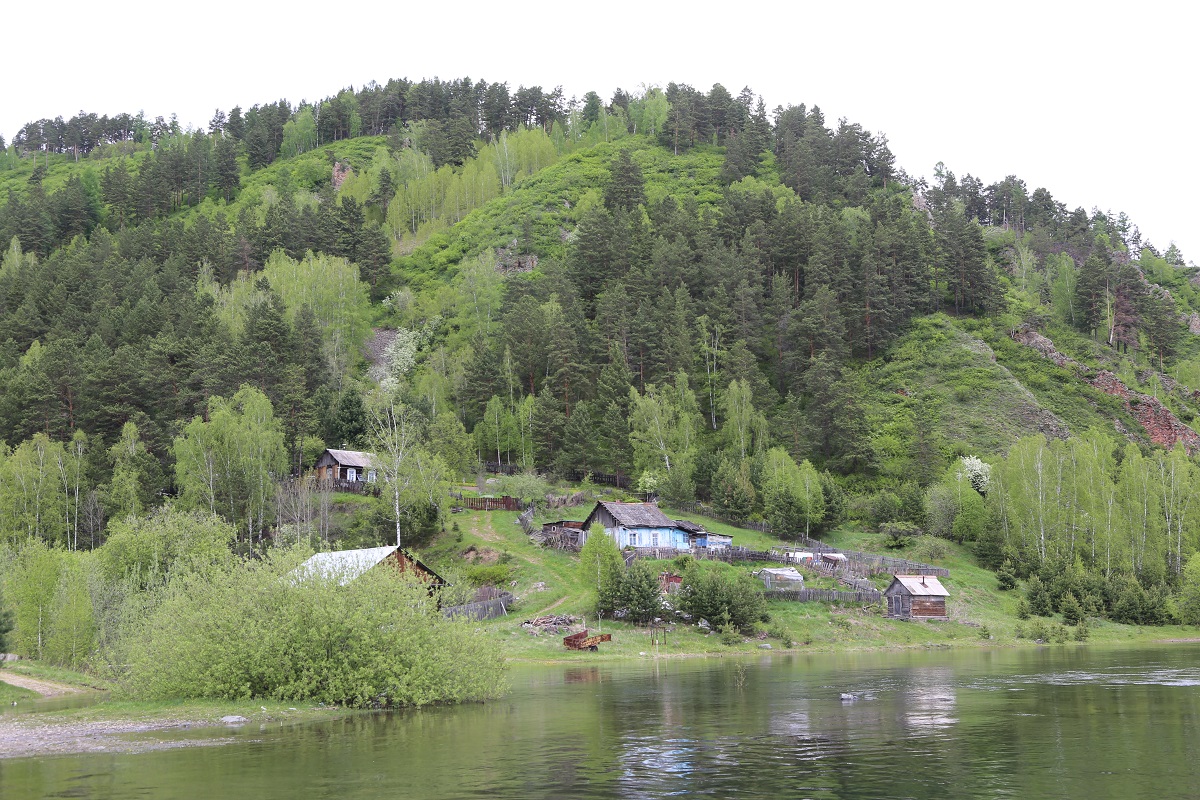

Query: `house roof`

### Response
(293, 545, 445, 587)
(589, 501, 678, 529)
(294, 545, 398, 585)
(674, 519, 706, 534)
(890, 575, 950, 597)
(324, 449, 377, 469)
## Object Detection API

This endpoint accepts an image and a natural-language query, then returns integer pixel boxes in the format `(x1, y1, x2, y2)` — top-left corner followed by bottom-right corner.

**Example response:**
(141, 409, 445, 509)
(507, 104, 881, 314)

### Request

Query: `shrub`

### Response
(881, 521, 918, 550)
(911, 535, 949, 563)
(1059, 592, 1084, 626)
(996, 560, 1018, 591)
(678, 563, 768, 634)
(464, 564, 514, 587)
(118, 548, 507, 707)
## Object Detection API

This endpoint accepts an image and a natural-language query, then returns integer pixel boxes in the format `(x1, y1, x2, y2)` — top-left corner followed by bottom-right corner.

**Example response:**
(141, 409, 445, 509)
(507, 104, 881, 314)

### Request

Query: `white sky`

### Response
(4, 1, 1196, 259)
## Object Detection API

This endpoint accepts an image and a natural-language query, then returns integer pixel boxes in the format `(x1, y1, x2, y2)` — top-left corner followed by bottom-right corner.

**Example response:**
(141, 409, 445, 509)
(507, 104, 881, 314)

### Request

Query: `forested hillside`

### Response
(4, 76, 1200, 647)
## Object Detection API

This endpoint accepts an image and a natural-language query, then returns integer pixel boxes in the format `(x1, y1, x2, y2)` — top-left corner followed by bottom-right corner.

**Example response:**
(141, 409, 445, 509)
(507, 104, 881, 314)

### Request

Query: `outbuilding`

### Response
(884, 574, 950, 620)
(756, 567, 806, 590)
(293, 545, 446, 591)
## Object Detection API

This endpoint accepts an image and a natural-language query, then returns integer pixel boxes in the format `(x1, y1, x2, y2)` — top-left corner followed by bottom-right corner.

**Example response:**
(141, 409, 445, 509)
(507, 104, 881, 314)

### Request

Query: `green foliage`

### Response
(578, 524, 623, 611)
(615, 559, 663, 624)
(880, 521, 918, 550)
(1026, 575, 1054, 617)
(100, 505, 236, 589)
(1179, 553, 1200, 625)
(1015, 598, 1031, 620)
(119, 548, 506, 707)
(677, 562, 768, 634)
(1059, 591, 1084, 626)
(995, 560, 1018, 591)
(463, 564, 514, 588)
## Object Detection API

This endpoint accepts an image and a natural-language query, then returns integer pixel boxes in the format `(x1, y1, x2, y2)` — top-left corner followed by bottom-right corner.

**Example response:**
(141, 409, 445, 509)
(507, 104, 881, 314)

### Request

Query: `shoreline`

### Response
(7, 635, 1200, 759)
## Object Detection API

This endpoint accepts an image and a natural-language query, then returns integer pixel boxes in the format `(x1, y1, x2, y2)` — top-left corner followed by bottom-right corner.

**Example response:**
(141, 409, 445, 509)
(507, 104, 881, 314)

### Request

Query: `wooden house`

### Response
(315, 449, 378, 490)
(884, 574, 950, 620)
(293, 545, 446, 590)
(581, 501, 692, 550)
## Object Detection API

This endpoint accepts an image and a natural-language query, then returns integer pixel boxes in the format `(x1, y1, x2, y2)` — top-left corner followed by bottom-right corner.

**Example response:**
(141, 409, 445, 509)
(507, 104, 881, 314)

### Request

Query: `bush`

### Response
(1026, 575, 1054, 617)
(118, 548, 507, 707)
(678, 563, 768, 634)
(880, 521, 918, 550)
(911, 535, 949, 563)
(615, 559, 664, 624)
(996, 560, 1018, 591)
(1059, 592, 1083, 626)
(463, 564, 514, 587)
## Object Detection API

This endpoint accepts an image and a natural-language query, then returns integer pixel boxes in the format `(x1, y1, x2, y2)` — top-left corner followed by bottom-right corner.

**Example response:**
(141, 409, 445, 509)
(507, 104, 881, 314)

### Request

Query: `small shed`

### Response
(757, 567, 806, 590)
(784, 551, 814, 565)
(884, 574, 950, 620)
(293, 545, 446, 591)
(820, 552, 849, 567)
(315, 448, 378, 486)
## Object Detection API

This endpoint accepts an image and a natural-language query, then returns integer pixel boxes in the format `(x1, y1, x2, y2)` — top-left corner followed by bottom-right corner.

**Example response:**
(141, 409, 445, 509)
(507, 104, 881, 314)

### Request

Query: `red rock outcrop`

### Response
(1012, 328, 1200, 455)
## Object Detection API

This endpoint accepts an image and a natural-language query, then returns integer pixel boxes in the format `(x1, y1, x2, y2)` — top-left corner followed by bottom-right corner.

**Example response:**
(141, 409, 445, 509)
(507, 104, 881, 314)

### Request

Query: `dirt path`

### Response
(0, 670, 83, 697)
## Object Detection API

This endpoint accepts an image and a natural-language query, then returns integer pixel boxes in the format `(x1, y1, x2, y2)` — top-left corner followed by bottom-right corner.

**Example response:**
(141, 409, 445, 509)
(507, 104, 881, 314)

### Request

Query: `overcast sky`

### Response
(5, 1, 1195, 259)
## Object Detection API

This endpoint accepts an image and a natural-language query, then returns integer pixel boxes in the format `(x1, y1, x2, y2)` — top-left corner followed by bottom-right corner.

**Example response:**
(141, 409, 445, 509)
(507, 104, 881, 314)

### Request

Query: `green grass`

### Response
(4, 661, 110, 691)
(0, 678, 37, 703)
(421, 504, 1200, 662)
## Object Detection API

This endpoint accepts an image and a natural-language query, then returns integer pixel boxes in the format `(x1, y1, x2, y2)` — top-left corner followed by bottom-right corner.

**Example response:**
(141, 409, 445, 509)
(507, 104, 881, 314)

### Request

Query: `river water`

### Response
(3, 644, 1199, 799)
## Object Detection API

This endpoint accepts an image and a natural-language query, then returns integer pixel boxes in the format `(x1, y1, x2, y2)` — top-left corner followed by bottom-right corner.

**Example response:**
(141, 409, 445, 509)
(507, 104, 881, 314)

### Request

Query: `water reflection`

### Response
(3, 646, 1200, 800)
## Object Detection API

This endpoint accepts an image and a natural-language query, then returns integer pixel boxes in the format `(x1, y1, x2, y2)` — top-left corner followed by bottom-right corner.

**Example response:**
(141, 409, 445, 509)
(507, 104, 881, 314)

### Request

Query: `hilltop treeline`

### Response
(2, 76, 1199, 635)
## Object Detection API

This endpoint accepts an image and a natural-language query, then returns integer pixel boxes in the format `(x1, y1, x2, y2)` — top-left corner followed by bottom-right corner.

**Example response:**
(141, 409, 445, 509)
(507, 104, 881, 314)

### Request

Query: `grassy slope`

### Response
(396, 139, 725, 286)
(416, 505, 1197, 663)
(866, 313, 1140, 458)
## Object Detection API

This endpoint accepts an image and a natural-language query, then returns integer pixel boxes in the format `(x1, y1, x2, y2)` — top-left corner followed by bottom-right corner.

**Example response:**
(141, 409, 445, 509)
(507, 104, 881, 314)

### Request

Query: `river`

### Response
(3, 644, 1199, 799)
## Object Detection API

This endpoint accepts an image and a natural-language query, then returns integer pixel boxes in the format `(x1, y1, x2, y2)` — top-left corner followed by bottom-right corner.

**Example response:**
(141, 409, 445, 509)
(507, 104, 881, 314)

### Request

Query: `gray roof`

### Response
(760, 568, 805, 580)
(324, 449, 378, 469)
(293, 545, 398, 585)
(890, 575, 950, 597)
(596, 501, 678, 528)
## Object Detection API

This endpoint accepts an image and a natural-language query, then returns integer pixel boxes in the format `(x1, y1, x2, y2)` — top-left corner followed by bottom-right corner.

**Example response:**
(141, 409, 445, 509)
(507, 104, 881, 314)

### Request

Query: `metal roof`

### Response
(890, 575, 950, 597)
(593, 501, 678, 528)
(324, 449, 378, 469)
(294, 545, 398, 585)
(760, 568, 805, 580)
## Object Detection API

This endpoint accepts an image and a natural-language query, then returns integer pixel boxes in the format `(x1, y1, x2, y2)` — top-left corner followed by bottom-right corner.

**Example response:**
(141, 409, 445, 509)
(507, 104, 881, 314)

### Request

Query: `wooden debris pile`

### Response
(522, 614, 582, 635)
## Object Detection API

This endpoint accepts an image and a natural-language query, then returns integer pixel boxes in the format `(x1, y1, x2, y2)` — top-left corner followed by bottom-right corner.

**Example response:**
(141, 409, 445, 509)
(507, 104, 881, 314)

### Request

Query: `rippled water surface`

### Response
(3, 644, 1199, 799)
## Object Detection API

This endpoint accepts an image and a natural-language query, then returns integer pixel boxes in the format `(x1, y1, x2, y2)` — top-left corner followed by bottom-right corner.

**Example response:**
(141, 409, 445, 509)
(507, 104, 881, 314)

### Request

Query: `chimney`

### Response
(921, 575, 926, 587)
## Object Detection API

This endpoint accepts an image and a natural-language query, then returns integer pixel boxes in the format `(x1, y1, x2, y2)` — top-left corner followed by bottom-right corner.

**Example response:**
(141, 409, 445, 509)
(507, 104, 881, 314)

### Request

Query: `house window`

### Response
(347, 468, 357, 482)
(366, 470, 377, 483)
(652, 531, 659, 547)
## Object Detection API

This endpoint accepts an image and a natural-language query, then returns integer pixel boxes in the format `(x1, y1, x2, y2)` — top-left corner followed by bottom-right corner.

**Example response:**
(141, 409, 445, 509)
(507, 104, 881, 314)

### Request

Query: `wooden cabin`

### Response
(884, 574, 950, 620)
(581, 501, 694, 550)
(293, 545, 446, 590)
(315, 448, 378, 490)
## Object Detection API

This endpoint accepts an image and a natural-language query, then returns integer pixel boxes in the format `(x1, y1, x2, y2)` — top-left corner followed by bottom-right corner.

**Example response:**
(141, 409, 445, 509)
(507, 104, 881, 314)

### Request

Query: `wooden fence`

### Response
(518, 506, 536, 536)
(442, 591, 516, 621)
(451, 494, 522, 512)
(765, 588, 882, 604)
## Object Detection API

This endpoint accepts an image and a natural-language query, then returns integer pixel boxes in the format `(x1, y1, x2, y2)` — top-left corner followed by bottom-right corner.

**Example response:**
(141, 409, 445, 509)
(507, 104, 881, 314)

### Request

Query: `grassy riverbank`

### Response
(432, 506, 1200, 661)
(5, 503, 1197, 745)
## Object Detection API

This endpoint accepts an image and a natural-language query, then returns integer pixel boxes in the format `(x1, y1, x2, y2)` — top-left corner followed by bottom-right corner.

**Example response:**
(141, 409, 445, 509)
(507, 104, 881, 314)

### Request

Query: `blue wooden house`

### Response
(581, 501, 693, 550)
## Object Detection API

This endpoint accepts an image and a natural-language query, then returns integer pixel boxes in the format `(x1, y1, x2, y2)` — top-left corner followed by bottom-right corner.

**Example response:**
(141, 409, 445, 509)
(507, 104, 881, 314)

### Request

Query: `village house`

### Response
(883, 574, 950, 620)
(315, 448, 378, 490)
(581, 501, 694, 550)
(293, 544, 446, 590)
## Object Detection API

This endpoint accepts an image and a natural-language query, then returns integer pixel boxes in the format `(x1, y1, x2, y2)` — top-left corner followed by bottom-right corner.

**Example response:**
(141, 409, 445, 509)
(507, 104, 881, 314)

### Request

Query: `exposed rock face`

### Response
(332, 161, 350, 191)
(1012, 328, 1200, 455)
(1011, 328, 1082, 370)
(1089, 371, 1200, 453)
(1189, 312, 1200, 335)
